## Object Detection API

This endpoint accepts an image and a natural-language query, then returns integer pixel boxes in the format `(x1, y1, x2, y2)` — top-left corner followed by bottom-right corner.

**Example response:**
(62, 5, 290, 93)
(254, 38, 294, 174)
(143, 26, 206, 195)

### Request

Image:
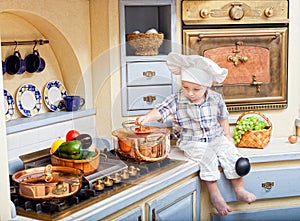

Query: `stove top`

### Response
(11, 149, 185, 221)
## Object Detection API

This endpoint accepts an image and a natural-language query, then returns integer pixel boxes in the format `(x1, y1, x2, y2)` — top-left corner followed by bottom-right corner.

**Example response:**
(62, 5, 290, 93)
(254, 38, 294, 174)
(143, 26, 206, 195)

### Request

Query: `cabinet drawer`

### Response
(127, 86, 172, 110)
(127, 62, 172, 86)
(218, 167, 300, 202)
(212, 205, 300, 221)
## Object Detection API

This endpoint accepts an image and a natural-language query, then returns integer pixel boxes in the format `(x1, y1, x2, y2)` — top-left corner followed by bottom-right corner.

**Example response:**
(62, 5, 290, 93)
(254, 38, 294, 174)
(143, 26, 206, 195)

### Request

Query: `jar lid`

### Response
(295, 118, 300, 127)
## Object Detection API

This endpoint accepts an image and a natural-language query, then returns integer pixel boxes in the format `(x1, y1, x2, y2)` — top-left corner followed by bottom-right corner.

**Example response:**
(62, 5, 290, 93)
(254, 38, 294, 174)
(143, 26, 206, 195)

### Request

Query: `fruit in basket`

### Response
(58, 140, 83, 160)
(51, 138, 65, 155)
(66, 130, 80, 141)
(233, 116, 267, 145)
(74, 133, 93, 149)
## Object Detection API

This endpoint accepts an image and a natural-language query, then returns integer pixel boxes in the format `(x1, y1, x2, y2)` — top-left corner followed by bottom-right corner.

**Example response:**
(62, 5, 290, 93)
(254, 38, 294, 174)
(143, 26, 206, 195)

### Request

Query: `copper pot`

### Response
(12, 164, 83, 200)
(112, 121, 170, 162)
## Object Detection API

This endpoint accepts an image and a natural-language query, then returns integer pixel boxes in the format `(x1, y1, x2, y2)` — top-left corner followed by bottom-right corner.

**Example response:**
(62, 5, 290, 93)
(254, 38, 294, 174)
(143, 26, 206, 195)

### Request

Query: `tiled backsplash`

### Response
(7, 110, 97, 174)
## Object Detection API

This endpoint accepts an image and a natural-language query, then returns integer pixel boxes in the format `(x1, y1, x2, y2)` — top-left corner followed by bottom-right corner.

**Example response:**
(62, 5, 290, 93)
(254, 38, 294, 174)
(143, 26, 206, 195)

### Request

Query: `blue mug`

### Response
(2, 61, 6, 75)
(25, 50, 46, 73)
(63, 96, 85, 111)
(5, 51, 26, 75)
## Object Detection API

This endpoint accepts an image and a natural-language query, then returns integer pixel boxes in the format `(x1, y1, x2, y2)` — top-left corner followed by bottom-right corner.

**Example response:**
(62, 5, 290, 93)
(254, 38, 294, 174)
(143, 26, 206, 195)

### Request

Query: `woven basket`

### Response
(127, 33, 164, 56)
(51, 148, 100, 175)
(236, 111, 272, 149)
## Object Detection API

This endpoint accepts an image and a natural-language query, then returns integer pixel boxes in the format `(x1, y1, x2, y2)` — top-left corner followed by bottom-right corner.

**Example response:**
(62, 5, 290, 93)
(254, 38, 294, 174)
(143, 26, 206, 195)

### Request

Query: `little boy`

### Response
(135, 52, 256, 216)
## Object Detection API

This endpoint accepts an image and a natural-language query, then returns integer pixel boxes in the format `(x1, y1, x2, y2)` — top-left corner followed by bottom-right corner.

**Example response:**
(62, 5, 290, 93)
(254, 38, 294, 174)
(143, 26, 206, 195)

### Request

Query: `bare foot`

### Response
(209, 190, 232, 216)
(235, 189, 256, 204)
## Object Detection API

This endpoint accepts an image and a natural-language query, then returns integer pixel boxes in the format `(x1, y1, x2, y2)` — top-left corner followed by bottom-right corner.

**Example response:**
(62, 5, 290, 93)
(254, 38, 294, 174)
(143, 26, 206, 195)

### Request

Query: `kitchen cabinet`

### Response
(204, 138, 300, 221)
(119, 0, 177, 116)
(53, 159, 200, 221)
(146, 177, 200, 221)
(114, 207, 142, 221)
(104, 176, 200, 221)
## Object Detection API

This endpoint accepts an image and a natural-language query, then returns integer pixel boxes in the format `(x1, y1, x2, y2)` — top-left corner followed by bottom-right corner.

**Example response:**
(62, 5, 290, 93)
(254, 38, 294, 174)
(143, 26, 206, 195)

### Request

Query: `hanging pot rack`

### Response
(1, 39, 49, 47)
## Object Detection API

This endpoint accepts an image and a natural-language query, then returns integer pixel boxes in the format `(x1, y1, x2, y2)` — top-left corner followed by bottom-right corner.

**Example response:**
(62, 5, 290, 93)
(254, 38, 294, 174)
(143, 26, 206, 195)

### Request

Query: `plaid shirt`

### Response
(157, 89, 228, 143)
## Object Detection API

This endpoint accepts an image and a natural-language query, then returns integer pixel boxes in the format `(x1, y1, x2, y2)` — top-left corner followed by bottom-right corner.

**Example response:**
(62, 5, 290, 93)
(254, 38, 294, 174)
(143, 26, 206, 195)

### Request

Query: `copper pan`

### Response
(12, 164, 83, 200)
(113, 121, 171, 162)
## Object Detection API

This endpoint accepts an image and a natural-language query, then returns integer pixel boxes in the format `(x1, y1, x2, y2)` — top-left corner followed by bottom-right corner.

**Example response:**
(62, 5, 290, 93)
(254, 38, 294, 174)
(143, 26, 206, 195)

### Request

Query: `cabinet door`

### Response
(114, 207, 142, 221)
(146, 177, 200, 221)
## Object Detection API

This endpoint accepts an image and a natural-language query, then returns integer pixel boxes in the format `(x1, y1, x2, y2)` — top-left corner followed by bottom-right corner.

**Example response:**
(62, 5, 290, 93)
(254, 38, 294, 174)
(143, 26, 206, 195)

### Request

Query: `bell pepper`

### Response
(81, 149, 97, 159)
(58, 140, 82, 160)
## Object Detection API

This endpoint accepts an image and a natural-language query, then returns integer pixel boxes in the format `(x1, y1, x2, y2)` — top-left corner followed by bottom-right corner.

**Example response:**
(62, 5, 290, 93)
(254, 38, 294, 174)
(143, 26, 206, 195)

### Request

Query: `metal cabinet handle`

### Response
(252, 74, 263, 93)
(144, 96, 156, 103)
(152, 209, 158, 221)
(143, 71, 156, 77)
(262, 181, 274, 192)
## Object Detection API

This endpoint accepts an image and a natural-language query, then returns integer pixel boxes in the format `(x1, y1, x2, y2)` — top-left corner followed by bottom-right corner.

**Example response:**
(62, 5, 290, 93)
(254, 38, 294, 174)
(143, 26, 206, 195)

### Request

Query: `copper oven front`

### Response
(182, 0, 289, 112)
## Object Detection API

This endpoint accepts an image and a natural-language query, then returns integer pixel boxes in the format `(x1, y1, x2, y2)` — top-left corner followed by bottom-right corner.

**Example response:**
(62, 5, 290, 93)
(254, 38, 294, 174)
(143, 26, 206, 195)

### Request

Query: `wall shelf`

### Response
(5, 109, 96, 135)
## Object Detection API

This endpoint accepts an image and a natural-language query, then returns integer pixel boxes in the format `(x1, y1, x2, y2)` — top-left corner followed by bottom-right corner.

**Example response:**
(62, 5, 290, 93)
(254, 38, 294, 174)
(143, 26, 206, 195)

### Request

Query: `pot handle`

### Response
(44, 164, 53, 182)
(133, 136, 170, 162)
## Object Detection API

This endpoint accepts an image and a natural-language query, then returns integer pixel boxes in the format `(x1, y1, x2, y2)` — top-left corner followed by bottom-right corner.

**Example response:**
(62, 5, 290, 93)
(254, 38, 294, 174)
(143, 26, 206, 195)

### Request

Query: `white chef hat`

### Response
(166, 52, 228, 87)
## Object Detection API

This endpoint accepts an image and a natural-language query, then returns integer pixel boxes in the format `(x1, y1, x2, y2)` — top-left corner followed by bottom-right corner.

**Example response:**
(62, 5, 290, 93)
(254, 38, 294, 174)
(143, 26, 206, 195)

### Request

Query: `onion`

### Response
(288, 135, 298, 144)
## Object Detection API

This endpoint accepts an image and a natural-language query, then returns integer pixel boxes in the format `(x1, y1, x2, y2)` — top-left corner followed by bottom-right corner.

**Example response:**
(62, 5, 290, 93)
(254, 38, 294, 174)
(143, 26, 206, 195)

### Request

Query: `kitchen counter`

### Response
(13, 137, 300, 221)
(13, 149, 199, 221)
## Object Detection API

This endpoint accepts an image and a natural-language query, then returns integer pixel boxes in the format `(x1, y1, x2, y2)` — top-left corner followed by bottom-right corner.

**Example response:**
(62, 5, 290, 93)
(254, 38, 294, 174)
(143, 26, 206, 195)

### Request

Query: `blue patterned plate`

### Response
(16, 84, 42, 117)
(4, 89, 14, 121)
(43, 80, 68, 111)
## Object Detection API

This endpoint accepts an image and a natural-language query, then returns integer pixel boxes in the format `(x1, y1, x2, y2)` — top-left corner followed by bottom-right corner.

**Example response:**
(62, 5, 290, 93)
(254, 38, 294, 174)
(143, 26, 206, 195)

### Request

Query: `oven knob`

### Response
(121, 169, 130, 180)
(128, 166, 140, 177)
(199, 8, 210, 18)
(229, 5, 244, 20)
(94, 179, 105, 191)
(104, 176, 114, 187)
(112, 173, 122, 184)
(264, 7, 274, 18)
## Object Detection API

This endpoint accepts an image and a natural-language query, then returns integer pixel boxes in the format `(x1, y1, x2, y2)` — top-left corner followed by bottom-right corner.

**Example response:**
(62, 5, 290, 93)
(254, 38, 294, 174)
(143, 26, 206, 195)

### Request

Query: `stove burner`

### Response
(11, 149, 185, 220)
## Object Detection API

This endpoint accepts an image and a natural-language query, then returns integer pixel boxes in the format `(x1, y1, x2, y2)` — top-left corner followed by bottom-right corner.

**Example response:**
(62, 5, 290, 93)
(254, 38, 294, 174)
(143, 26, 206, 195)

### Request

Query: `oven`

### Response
(181, 0, 289, 112)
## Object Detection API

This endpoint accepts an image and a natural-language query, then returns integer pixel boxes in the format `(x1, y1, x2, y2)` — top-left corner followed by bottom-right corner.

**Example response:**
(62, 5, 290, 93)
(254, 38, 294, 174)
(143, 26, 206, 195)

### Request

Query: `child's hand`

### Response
(135, 116, 146, 126)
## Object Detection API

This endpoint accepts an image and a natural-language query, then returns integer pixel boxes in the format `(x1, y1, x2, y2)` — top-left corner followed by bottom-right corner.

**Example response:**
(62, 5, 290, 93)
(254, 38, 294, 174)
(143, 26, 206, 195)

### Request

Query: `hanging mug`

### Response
(25, 50, 46, 73)
(5, 51, 26, 75)
(2, 61, 6, 75)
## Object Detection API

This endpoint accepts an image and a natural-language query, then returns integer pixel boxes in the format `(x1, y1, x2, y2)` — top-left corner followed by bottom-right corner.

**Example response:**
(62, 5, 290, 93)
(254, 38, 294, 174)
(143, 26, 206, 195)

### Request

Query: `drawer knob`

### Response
(262, 181, 274, 191)
(144, 96, 156, 103)
(143, 71, 156, 77)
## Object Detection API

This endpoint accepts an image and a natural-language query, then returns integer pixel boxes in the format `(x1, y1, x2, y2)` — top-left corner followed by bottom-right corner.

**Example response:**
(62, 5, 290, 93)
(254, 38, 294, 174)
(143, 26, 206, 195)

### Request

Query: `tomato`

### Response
(134, 127, 151, 134)
(66, 130, 80, 141)
(51, 138, 65, 154)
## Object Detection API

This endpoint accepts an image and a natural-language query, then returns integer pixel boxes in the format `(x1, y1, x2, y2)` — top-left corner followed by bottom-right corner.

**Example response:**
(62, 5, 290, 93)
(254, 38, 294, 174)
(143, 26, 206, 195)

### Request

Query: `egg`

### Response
(132, 30, 140, 34)
(145, 28, 158, 34)
(288, 134, 298, 144)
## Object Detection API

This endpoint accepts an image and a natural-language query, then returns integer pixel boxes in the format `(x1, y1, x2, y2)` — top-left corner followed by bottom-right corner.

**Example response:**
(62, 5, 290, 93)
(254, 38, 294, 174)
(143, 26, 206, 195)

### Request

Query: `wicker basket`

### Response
(236, 111, 272, 149)
(51, 148, 100, 175)
(127, 33, 164, 56)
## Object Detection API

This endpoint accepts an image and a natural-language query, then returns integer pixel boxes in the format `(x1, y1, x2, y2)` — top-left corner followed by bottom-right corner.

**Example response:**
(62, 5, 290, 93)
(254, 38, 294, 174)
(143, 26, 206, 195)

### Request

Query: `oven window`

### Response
(183, 27, 288, 112)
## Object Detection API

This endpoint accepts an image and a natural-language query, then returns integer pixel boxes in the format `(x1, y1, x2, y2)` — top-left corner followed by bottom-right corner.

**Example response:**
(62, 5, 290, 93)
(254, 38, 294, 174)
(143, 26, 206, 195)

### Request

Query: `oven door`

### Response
(183, 27, 288, 112)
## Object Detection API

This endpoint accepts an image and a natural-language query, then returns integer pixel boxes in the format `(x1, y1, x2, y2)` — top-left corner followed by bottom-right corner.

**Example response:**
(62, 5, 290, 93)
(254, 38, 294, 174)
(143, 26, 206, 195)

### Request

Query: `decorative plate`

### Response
(16, 84, 42, 117)
(43, 80, 68, 111)
(4, 89, 14, 121)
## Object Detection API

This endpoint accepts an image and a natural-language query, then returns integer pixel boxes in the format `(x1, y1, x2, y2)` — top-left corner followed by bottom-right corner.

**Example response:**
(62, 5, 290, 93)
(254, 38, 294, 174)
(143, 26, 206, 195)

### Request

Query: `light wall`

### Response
(106, 0, 300, 138)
